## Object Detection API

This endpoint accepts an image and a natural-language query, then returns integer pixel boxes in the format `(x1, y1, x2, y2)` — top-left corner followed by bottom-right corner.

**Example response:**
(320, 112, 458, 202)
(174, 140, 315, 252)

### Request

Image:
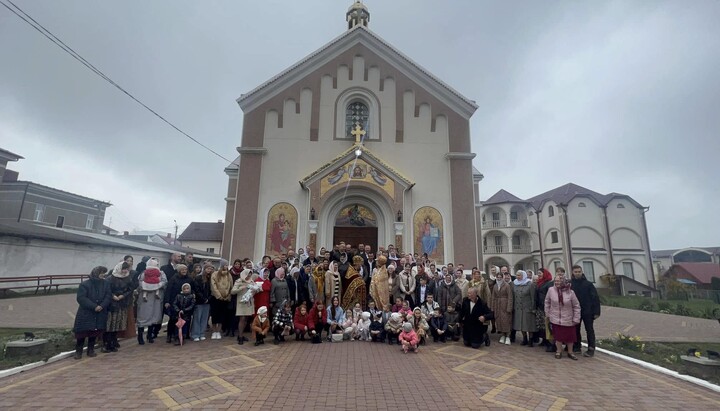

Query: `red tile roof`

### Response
(672, 263, 720, 285)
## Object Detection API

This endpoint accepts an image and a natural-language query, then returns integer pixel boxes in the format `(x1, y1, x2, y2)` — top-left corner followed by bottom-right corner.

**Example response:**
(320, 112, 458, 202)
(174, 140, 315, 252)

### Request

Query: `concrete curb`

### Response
(589, 343, 720, 394)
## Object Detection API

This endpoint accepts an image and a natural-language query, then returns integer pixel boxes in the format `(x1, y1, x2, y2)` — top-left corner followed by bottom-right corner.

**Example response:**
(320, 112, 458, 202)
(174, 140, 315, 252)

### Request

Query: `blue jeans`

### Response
(191, 304, 210, 339)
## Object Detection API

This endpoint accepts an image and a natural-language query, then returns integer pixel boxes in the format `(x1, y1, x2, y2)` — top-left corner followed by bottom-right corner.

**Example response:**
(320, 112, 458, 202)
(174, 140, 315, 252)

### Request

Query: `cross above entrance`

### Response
(351, 123, 366, 144)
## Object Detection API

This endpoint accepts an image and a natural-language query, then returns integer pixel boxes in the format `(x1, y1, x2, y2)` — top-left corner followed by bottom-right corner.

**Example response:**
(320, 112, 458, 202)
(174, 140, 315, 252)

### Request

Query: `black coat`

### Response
(459, 297, 494, 344)
(414, 282, 435, 306)
(164, 274, 192, 306)
(571, 275, 601, 319)
(161, 263, 177, 283)
(73, 278, 112, 333)
(107, 275, 133, 312)
(287, 276, 309, 306)
(193, 276, 212, 305)
(536, 281, 553, 310)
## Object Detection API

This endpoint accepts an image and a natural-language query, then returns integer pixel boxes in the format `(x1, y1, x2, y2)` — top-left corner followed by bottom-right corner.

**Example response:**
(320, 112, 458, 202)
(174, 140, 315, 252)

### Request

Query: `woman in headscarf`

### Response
(72, 266, 111, 359)
(102, 261, 134, 352)
(324, 261, 342, 308)
(544, 273, 581, 360)
(341, 255, 367, 310)
(490, 268, 513, 345)
(227, 259, 244, 337)
(307, 264, 325, 305)
(512, 270, 538, 347)
(535, 268, 555, 351)
(231, 268, 256, 344)
(210, 260, 233, 340)
(136, 257, 167, 344)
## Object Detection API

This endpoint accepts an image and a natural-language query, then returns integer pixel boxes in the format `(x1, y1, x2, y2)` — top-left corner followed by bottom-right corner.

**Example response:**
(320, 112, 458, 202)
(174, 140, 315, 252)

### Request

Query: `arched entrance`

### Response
(318, 188, 395, 252)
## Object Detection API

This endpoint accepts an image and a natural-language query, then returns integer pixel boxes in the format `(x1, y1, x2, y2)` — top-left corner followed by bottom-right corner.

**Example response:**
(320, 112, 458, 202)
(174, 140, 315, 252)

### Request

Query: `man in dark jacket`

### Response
(161, 253, 182, 282)
(459, 288, 494, 349)
(571, 265, 601, 357)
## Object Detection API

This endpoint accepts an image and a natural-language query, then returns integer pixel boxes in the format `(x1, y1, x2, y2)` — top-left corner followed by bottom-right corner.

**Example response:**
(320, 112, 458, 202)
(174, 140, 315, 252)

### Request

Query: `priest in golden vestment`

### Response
(342, 255, 367, 310)
(370, 255, 390, 310)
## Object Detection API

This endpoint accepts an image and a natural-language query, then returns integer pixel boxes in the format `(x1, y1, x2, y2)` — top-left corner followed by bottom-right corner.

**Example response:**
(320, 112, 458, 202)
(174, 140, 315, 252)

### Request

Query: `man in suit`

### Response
(414, 276, 435, 307)
(161, 253, 182, 282)
(459, 288, 494, 349)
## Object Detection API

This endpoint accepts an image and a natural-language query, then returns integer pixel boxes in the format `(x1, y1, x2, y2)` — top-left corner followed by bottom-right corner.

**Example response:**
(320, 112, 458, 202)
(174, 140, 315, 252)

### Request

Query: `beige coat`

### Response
(210, 271, 233, 301)
(490, 281, 513, 333)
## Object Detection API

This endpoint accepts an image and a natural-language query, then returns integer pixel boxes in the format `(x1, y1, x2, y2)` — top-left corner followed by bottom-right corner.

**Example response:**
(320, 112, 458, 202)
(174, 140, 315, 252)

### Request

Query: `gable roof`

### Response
(527, 183, 643, 210)
(483, 189, 525, 206)
(179, 222, 224, 242)
(0, 147, 23, 162)
(669, 263, 720, 285)
(299, 144, 413, 189)
(237, 25, 478, 118)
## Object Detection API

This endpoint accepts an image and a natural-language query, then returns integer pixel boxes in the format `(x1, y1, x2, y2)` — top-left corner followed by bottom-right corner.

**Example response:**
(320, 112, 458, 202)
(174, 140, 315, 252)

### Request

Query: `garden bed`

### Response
(0, 328, 75, 371)
(598, 335, 720, 385)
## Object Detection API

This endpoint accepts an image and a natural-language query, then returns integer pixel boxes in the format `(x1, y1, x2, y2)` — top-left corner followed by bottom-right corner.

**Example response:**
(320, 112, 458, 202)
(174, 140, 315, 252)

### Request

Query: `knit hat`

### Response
(257, 306, 267, 316)
(176, 264, 188, 273)
(402, 322, 412, 332)
(219, 259, 229, 268)
(147, 258, 159, 269)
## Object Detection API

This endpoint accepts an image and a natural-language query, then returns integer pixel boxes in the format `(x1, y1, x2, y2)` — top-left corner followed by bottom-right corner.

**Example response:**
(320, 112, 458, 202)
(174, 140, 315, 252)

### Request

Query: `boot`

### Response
(100, 334, 111, 353)
(74, 339, 83, 360)
(137, 328, 145, 345)
(110, 333, 119, 352)
(86, 337, 97, 357)
(147, 328, 155, 344)
(237, 335, 244, 345)
(521, 333, 528, 346)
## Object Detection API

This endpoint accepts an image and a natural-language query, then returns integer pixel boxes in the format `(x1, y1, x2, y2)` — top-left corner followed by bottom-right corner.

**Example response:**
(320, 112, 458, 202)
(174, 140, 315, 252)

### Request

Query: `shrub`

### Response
(673, 304, 693, 317)
(638, 299, 656, 312)
(657, 301, 671, 311)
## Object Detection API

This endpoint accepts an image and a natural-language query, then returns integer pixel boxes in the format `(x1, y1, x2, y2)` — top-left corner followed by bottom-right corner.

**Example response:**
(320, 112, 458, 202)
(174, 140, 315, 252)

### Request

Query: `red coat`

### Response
(253, 279, 271, 312)
(399, 329, 419, 346)
(308, 301, 327, 329)
(294, 311, 310, 330)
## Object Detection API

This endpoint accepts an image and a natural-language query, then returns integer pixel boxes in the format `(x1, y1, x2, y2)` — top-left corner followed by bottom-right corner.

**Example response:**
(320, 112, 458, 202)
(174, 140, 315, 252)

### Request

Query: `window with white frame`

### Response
(622, 262, 634, 279)
(33, 204, 45, 222)
(578, 202, 586, 208)
(86, 215, 95, 229)
(510, 211, 518, 220)
(617, 203, 625, 209)
(56, 216, 65, 228)
(206, 248, 215, 253)
(582, 261, 595, 282)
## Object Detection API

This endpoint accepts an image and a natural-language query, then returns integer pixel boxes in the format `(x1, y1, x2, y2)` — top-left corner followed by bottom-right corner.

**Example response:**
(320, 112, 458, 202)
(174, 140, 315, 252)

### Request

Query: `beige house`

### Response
(179, 221, 224, 255)
(222, 2, 481, 265)
(480, 183, 655, 290)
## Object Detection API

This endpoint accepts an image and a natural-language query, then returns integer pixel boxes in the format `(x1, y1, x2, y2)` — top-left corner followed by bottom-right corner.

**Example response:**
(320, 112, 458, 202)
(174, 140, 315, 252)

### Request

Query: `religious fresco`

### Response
(320, 158, 394, 199)
(335, 204, 378, 227)
(414, 206, 444, 264)
(265, 202, 297, 256)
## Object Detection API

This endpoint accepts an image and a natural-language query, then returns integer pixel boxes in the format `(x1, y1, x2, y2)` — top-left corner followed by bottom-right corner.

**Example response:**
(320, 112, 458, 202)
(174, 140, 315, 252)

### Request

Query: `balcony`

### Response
(483, 245, 531, 254)
(481, 219, 529, 229)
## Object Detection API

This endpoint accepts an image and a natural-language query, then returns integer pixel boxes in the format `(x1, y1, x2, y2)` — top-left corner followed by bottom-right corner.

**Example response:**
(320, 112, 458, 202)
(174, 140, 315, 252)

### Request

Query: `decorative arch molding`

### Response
(609, 227, 643, 248)
(574, 256, 609, 274)
(318, 187, 395, 251)
(672, 248, 713, 263)
(569, 225, 606, 248)
(334, 86, 381, 141)
(615, 258, 646, 273)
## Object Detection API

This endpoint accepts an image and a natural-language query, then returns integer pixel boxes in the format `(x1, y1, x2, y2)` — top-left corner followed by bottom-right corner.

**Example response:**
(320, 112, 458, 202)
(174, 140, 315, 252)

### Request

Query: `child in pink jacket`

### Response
(399, 322, 419, 353)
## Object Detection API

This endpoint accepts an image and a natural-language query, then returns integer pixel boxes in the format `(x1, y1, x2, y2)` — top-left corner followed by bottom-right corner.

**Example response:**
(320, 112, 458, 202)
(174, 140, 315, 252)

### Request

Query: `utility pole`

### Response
(174, 220, 178, 245)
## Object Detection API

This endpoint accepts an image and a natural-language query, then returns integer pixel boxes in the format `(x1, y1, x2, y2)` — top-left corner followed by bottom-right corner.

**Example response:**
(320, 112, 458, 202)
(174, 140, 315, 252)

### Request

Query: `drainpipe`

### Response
(560, 205, 573, 267)
(641, 206, 656, 289)
(602, 206, 615, 275)
(16, 183, 29, 222)
(536, 209, 544, 268)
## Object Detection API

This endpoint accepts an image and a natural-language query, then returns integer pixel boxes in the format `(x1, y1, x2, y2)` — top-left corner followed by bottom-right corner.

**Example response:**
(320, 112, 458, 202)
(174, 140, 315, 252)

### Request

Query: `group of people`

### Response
(72, 243, 600, 360)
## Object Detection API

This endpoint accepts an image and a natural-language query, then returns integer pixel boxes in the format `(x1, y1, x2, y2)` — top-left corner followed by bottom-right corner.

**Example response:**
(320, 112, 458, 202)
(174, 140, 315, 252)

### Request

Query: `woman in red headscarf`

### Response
(535, 268, 555, 351)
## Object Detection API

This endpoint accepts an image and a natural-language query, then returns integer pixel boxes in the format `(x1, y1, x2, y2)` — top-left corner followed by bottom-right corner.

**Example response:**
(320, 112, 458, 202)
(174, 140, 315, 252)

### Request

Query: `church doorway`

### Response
(333, 226, 378, 252)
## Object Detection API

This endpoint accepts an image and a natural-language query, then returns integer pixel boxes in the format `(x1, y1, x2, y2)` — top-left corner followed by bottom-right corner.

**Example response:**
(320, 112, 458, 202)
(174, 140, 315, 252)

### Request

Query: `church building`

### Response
(222, 2, 483, 266)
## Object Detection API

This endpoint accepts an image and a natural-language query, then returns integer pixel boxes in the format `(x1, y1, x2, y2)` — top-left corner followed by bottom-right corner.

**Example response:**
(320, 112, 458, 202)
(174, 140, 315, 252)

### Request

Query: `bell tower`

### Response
(346, 1, 370, 29)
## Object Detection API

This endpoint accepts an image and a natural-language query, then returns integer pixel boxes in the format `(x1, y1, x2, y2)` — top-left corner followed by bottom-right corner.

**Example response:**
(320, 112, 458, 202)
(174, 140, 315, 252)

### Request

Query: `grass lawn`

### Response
(598, 337, 720, 385)
(0, 328, 75, 370)
(601, 295, 720, 319)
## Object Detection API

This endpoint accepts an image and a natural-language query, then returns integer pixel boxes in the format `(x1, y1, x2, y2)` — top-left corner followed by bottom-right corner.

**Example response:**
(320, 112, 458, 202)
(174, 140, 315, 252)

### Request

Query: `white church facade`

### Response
(222, 2, 482, 266)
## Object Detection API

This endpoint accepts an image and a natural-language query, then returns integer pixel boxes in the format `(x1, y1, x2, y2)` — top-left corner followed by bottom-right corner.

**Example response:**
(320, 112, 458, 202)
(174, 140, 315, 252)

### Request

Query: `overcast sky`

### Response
(1, 1, 719, 249)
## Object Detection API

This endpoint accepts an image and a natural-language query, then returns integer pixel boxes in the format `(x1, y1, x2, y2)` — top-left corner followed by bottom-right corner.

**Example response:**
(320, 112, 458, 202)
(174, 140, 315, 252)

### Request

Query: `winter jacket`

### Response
(193, 276, 212, 305)
(173, 293, 196, 318)
(293, 311, 311, 331)
(287, 275, 308, 306)
(571, 274, 601, 319)
(73, 278, 112, 333)
(252, 316, 270, 335)
(164, 274, 191, 306)
(107, 275, 133, 312)
(399, 270, 416, 298)
(399, 329, 419, 346)
(273, 310, 293, 328)
(444, 310, 460, 326)
(414, 282, 435, 306)
(270, 277, 290, 305)
(536, 280, 553, 311)
(385, 317, 403, 333)
(253, 278, 271, 312)
(210, 271, 233, 301)
(436, 280, 462, 312)
(408, 314, 430, 333)
(430, 315, 447, 332)
(544, 287, 581, 327)
(369, 319, 384, 333)
(308, 301, 328, 329)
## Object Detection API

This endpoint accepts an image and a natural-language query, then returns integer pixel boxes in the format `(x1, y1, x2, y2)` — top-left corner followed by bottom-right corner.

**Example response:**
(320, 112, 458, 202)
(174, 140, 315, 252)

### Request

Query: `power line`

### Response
(0, 0, 232, 163)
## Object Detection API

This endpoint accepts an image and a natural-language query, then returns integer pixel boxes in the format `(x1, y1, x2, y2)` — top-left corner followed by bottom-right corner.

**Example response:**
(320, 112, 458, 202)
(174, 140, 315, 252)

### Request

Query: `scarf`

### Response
(495, 276, 504, 291)
(275, 267, 286, 280)
(537, 269, 553, 288)
(556, 278, 572, 305)
(111, 262, 129, 278)
(513, 270, 530, 286)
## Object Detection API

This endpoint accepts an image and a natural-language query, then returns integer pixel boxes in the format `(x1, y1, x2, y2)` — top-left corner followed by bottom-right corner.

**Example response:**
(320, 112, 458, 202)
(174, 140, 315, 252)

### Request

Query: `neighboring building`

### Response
(222, 2, 481, 266)
(652, 247, 720, 279)
(0, 148, 111, 233)
(662, 263, 720, 289)
(178, 221, 224, 254)
(102, 225, 119, 235)
(117, 231, 179, 246)
(479, 183, 655, 291)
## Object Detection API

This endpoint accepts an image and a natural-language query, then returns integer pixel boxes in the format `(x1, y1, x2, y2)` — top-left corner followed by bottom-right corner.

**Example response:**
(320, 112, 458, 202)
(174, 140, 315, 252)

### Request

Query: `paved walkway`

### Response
(0, 335, 718, 410)
(3, 294, 718, 343)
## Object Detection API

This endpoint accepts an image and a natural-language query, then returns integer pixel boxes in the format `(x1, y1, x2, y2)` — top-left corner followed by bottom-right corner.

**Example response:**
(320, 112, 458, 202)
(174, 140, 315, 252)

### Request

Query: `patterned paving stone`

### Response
(197, 354, 263, 375)
(482, 383, 567, 411)
(434, 343, 488, 359)
(454, 359, 519, 382)
(152, 376, 240, 410)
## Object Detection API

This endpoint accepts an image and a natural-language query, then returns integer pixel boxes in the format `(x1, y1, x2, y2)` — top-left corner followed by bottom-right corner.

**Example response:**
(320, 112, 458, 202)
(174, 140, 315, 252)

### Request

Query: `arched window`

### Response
(617, 203, 625, 209)
(578, 202, 587, 208)
(548, 206, 555, 217)
(345, 101, 369, 139)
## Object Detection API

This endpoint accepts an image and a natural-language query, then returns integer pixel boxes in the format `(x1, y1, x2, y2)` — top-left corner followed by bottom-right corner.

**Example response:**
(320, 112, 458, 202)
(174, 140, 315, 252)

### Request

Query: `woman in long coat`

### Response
(102, 261, 134, 353)
(512, 270, 538, 346)
(73, 266, 111, 359)
(136, 258, 167, 344)
(231, 268, 256, 345)
(490, 271, 513, 345)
